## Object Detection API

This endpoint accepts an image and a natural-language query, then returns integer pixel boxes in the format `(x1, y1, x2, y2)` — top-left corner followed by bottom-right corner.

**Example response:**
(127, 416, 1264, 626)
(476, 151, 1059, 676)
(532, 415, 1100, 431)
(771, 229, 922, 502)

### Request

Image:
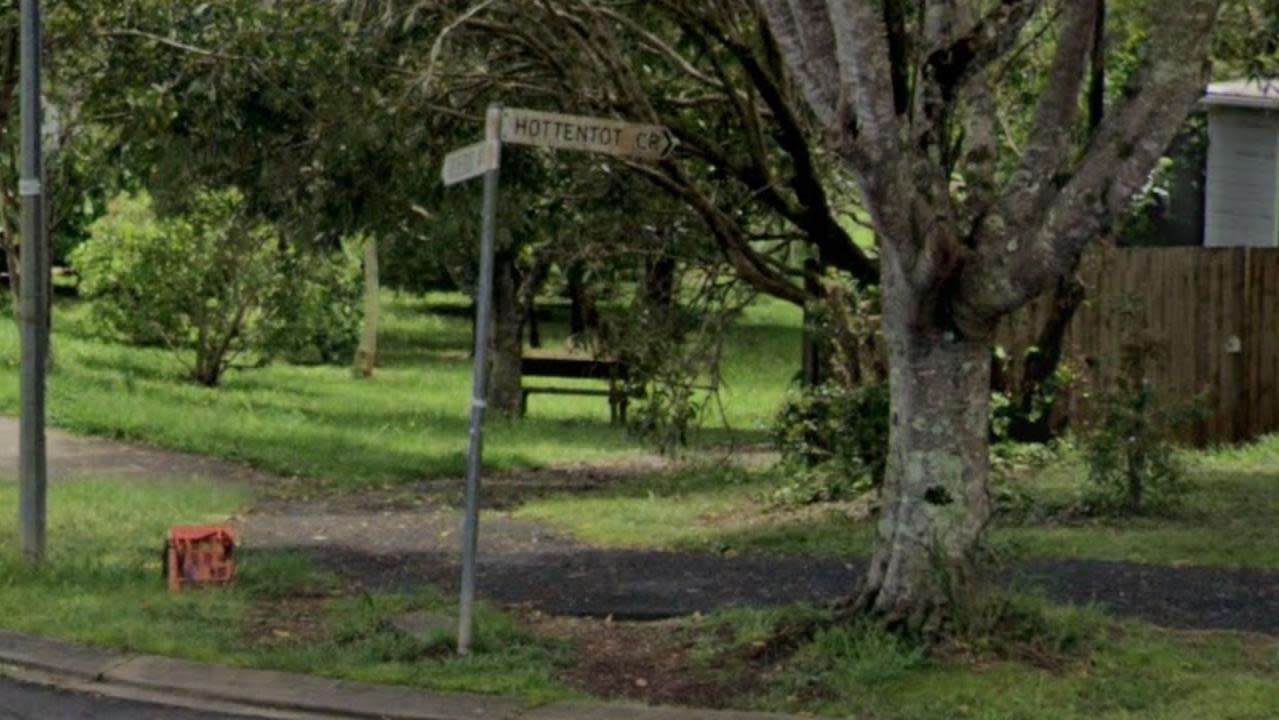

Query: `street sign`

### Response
(500, 108, 677, 161)
(456, 106, 504, 657)
(442, 140, 500, 187)
(448, 104, 680, 656)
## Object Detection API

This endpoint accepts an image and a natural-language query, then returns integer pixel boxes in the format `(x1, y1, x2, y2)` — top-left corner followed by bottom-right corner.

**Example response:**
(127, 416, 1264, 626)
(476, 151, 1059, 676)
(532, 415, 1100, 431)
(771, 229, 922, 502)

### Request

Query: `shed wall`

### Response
(1206, 108, 1279, 248)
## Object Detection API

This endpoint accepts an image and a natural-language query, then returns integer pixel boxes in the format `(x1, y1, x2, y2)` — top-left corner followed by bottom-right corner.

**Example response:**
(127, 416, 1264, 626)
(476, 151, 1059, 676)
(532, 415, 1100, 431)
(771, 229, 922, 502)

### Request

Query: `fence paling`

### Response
(997, 247, 1279, 446)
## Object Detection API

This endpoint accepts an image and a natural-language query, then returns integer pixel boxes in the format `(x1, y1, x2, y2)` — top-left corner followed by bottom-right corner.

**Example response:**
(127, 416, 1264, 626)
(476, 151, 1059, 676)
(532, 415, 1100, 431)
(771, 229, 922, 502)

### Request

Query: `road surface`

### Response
(0, 676, 256, 719)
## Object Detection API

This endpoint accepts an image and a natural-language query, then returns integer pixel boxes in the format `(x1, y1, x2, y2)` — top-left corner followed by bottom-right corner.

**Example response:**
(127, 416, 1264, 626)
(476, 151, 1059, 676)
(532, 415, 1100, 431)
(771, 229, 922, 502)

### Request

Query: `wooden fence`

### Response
(997, 247, 1279, 446)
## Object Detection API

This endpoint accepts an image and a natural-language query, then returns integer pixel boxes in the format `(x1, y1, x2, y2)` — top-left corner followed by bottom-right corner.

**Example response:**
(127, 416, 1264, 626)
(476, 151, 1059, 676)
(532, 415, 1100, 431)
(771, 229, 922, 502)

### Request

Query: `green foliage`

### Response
(72, 190, 283, 386)
(1081, 396, 1187, 516)
(628, 372, 706, 455)
(771, 381, 890, 505)
(264, 239, 363, 365)
(72, 191, 364, 384)
(1080, 333, 1193, 516)
(990, 347, 1081, 443)
(609, 277, 742, 456)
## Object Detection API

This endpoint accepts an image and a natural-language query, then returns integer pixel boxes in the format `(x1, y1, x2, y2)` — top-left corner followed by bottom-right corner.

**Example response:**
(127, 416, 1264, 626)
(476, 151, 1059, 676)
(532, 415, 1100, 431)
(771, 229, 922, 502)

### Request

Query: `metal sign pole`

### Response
(457, 104, 502, 655)
(18, 0, 47, 565)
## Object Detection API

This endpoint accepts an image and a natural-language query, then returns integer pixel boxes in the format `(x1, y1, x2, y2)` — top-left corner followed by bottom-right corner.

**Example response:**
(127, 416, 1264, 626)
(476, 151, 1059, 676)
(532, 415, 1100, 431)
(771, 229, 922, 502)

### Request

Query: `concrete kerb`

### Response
(0, 630, 802, 720)
(0, 630, 130, 680)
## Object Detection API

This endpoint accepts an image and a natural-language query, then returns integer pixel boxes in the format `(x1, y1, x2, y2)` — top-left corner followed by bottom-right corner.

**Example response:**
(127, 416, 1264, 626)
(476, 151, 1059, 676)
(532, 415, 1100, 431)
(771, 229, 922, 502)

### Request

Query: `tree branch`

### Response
(959, 0, 1221, 328)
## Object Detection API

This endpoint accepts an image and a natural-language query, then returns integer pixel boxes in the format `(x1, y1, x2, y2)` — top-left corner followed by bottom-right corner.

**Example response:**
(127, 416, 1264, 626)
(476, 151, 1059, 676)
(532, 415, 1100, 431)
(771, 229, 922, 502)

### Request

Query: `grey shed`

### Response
(1204, 79, 1279, 248)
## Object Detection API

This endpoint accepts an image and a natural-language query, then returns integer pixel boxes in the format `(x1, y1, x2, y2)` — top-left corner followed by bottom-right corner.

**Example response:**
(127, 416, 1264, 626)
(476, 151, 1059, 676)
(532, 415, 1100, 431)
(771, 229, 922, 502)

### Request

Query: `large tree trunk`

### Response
(859, 270, 993, 634)
(566, 262, 599, 340)
(489, 250, 525, 416)
(353, 236, 380, 378)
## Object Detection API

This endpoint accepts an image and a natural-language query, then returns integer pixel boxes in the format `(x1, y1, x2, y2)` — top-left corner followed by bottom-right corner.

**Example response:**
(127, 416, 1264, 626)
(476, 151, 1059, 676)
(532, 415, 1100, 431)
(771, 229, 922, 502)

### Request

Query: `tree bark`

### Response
(526, 301, 541, 349)
(801, 256, 826, 388)
(1007, 275, 1086, 442)
(567, 262, 599, 339)
(858, 266, 993, 634)
(353, 236, 380, 378)
(489, 249, 525, 416)
(643, 254, 676, 313)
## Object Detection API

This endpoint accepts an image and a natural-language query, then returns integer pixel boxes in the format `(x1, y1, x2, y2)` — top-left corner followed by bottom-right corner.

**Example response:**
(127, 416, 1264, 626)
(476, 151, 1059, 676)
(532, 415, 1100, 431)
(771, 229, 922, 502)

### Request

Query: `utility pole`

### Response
(19, 0, 48, 564)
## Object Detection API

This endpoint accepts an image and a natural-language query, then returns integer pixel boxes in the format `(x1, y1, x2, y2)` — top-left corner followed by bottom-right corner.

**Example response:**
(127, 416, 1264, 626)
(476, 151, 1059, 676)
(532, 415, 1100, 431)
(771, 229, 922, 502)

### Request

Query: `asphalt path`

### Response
(0, 676, 255, 720)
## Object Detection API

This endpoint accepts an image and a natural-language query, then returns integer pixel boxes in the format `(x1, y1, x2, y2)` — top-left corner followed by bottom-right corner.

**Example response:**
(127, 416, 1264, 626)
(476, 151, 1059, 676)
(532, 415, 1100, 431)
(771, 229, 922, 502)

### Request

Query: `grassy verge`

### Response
(3, 476, 1274, 718)
(692, 603, 1279, 719)
(0, 294, 800, 492)
(516, 442, 1279, 570)
(0, 478, 573, 701)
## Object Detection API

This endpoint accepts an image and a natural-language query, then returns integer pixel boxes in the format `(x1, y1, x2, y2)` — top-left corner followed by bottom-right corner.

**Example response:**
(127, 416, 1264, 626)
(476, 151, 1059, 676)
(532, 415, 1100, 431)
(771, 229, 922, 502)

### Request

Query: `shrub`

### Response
(771, 381, 890, 504)
(1079, 332, 1195, 515)
(264, 240, 363, 365)
(603, 289, 733, 456)
(73, 190, 284, 386)
(74, 191, 366, 381)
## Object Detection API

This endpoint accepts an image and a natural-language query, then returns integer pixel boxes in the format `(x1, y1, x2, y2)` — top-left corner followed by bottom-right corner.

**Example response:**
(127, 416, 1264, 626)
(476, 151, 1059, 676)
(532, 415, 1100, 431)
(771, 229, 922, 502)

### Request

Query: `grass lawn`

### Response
(1, 475, 1275, 719)
(0, 293, 802, 492)
(516, 440, 1279, 570)
(695, 604, 1279, 719)
(0, 478, 574, 701)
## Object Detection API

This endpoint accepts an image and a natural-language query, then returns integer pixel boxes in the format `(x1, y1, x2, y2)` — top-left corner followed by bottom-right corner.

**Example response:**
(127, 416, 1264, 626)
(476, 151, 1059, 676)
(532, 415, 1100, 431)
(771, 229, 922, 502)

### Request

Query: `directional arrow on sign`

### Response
(500, 108, 678, 162)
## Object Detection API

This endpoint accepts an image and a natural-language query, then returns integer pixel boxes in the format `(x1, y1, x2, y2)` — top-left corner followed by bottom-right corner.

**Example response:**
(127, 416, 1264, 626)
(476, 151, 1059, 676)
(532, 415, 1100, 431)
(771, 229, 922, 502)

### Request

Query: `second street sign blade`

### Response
(501, 108, 677, 162)
(442, 140, 501, 187)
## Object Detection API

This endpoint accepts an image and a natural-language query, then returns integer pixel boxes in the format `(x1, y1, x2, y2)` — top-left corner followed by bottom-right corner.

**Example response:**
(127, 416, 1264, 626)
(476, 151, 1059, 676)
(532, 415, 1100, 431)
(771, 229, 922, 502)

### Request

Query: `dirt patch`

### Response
(525, 613, 759, 708)
(244, 596, 333, 651)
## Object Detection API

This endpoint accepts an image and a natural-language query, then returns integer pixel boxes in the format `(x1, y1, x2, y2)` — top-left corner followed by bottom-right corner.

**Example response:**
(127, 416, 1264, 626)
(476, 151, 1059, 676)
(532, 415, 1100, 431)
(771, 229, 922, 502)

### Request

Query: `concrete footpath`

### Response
(0, 631, 800, 720)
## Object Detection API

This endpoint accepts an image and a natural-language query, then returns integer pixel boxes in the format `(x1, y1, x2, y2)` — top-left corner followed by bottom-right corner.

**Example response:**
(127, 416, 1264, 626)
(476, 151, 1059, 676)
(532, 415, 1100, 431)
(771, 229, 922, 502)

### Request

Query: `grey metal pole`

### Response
(18, 0, 48, 565)
(458, 104, 502, 655)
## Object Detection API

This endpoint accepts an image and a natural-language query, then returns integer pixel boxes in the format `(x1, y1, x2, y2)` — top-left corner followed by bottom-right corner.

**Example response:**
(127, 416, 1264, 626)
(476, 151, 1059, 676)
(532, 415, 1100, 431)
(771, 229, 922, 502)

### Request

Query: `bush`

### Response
(603, 288, 733, 456)
(264, 240, 363, 365)
(72, 190, 363, 384)
(1079, 333, 1194, 515)
(73, 190, 284, 386)
(771, 381, 890, 504)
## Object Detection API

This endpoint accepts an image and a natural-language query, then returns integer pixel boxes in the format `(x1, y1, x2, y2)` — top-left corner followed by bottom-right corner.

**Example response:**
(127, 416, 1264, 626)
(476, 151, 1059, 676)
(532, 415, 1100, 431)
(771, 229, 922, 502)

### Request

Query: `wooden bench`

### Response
(520, 354, 636, 424)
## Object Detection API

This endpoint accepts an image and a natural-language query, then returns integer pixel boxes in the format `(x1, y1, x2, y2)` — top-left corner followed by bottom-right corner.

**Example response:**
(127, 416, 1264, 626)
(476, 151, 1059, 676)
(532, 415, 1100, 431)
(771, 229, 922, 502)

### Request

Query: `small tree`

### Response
(1080, 303, 1191, 515)
(73, 190, 283, 386)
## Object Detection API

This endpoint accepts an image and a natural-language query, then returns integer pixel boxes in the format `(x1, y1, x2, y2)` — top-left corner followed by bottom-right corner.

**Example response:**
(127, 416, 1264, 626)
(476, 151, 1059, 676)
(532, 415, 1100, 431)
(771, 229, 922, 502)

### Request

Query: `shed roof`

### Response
(1203, 79, 1279, 110)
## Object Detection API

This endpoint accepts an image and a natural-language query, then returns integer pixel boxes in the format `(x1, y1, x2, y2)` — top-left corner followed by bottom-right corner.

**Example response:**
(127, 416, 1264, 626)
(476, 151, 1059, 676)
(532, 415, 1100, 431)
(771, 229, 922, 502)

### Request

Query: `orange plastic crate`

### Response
(166, 525, 237, 592)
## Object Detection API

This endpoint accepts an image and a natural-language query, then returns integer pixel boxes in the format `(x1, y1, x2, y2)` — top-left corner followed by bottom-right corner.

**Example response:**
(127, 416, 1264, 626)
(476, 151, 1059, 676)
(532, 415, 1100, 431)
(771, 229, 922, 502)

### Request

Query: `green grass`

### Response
(4, 287, 1278, 716)
(0, 293, 802, 491)
(0, 479, 253, 661)
(695, 603, 1279, 719)
(516, 442, 1279, 570)
(990, 449, 1279, 569)
(3, 475, 1277, 717)
(239, 589, 573, 702)
(799, 626, 1279, 719)
(514, 464, 773, 549)
(0, 477, 573, 700)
